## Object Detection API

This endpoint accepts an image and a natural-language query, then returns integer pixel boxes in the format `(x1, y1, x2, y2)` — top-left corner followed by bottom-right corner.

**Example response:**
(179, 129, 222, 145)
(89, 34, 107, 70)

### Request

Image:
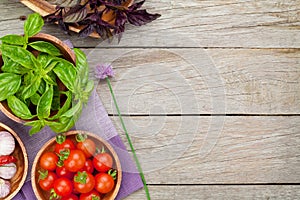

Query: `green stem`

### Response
(106, 77, 151, 200)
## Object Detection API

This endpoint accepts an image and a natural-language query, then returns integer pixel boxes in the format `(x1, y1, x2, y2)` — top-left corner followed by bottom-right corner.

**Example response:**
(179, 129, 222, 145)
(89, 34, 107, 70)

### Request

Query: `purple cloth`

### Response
(0, 89, 143, 200)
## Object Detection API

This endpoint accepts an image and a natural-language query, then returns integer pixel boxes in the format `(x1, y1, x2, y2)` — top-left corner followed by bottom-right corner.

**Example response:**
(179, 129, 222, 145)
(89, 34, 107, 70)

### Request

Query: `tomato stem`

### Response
(76, 132, 87, 142)
(74, 171, 88, 184)
(56, 133, 66, 144)
(38, 170, 48, 181)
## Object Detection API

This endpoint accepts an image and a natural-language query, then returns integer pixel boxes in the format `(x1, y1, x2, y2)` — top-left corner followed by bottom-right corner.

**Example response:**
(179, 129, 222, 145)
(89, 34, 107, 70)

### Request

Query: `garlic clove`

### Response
(0, 163, 17, 179)
(0, 178, 10, 198)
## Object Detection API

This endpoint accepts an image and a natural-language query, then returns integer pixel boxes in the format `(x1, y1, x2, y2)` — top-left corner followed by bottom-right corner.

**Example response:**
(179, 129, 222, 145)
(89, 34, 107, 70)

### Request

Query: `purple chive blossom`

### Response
(95, 64, 115, 80)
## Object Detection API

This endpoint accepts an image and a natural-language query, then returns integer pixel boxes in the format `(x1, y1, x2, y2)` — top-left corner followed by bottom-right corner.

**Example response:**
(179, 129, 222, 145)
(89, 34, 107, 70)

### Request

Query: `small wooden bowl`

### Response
(0, 122, 28, 200)
(0, 33, 76, 124)
(31, 130, 122, 200)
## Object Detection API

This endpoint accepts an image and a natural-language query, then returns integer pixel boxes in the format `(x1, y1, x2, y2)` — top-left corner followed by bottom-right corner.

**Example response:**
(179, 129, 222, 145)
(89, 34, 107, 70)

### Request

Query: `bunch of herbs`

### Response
(0, 13, 94, 135)
(44, 0, 161, 41)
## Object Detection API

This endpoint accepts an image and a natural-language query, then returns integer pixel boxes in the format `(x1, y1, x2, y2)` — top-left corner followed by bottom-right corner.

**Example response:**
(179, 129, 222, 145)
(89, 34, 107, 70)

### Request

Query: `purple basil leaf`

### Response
(63, 5, 87, 23)
(129, 0, 145, 11)
(115, 11, 127, 27)
(79, 24, 95, 38)
(127, 10, 161, 26)
(58, 19, 70, 34)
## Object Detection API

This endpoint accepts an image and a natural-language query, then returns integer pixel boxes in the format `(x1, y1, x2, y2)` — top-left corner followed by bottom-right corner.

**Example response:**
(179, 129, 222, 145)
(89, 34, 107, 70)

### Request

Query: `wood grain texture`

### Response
(125, 185, 300, 200)
(0, 0, 299, 48)
(89, 48, 300, 114)
(110, 116, 300, 184)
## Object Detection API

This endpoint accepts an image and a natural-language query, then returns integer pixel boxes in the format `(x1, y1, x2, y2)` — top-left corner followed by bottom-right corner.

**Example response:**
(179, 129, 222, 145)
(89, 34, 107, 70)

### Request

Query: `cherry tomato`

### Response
(56, 165, 75, 179)
(53, 177, 73, 197)
(61, 194, 79, 200)
(55, 139, 76, 154)
(94, 173, 115, 194)
(93, 152, 113, 172)
(39, 152, 58, 171)
(73, 171, 95, 194)
(79, 159, 94, 174)
(64, 149, 86, 172)
(38, 171, 57, 191)
(76, 139, 96, 158)
(79, 190, 101, 200)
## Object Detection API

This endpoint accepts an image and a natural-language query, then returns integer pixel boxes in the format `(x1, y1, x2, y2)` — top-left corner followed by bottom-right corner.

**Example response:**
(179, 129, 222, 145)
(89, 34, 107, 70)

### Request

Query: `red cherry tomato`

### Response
(79, 190, 101, 200)
(94, 173, 115, 194)
(73, 171, 95, 194)
(55, 139, 76, 154)
(61, 194, 79, 200)
(39, 152, 58, 171)
(76, 139, 96, 158)
(93, 152, 113, 172)
(79, 159, 94, 174)
(53, 177, 73, 197)
(56, 165, 75, 179)
(38, 171, 57, 191)
(64, 149, 86, 172)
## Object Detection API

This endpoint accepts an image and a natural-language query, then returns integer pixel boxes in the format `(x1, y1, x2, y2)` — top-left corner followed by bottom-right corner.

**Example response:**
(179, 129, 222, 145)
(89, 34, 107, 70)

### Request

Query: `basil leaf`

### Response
(81, 80, 94, 104)
(43, 74, 57, 86)
(7, 95, 34, 120)
(44, 60, 59, 74)
(48, 91, 72, 120)
(74, 48, 89, 88)
(30, 93, 41, 105)
(25, 120, 44, 136)
(1, 44, 37, 69)
(1, 56, 30, 75)
(47, 121, 66, 133)
(53, 61, 76, 92)
(21, 76, 41, 100)
(24, 13, 44, 39)
(61, 101, 82, 118)
(0, 73, 21, 101)
(51, 85, 60, 111)
(38, 79, 46, 95)
(0, 35, 25, 46)
(37, 85, 53, 119)
(29, 41, 62, 56)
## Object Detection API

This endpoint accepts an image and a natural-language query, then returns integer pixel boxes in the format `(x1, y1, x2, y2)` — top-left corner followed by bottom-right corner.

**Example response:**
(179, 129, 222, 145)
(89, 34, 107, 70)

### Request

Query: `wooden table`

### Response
(1, 0, 300, 199)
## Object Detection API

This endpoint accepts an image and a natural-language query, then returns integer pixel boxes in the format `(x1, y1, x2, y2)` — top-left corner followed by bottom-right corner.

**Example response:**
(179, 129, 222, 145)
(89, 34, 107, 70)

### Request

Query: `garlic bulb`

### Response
(0, 131, 15, 156)
(0, 178, 10, 198)
(0, 163, 17, 179)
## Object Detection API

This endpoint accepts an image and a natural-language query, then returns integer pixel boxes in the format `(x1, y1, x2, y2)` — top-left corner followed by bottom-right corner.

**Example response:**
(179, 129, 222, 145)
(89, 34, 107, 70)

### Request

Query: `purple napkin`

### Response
(0, 89, 143, 200)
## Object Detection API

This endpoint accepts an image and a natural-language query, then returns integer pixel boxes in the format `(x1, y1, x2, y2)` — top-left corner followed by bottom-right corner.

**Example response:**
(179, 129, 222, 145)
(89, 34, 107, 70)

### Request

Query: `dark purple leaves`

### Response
(44, 0, 161, 41)
(63, 5, 87, 23)
(127, 9, 161, 26)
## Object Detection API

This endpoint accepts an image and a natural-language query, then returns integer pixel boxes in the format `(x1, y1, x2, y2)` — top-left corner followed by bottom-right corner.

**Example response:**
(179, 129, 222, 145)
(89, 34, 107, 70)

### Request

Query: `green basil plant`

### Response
(0, 13, 94, 135)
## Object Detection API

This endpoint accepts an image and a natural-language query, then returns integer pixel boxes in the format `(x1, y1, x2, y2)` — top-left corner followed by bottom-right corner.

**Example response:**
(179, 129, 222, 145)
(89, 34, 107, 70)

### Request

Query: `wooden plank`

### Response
(90, 48, 300, 114)
(0, 0, 299, 48)
(126, 185, 300, 200)
(108, 116, 300, 184)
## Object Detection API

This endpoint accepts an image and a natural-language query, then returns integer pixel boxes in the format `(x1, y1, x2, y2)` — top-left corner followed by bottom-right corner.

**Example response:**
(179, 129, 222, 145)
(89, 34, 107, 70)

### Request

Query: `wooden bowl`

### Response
(0, 33, 76, 124)
(31, 130, 122, 200)
(0, 122, 28, 200)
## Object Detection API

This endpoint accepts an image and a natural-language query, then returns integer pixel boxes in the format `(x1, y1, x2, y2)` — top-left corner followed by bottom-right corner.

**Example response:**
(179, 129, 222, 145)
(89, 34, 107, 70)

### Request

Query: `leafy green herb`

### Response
(24, 13, 44, 42)
(0, 35, 25, 46)
(7, 96, 34, 119)
(0, 13, 93, 135)
(0, 73, 21, 101)
(29, 41, 62, 56)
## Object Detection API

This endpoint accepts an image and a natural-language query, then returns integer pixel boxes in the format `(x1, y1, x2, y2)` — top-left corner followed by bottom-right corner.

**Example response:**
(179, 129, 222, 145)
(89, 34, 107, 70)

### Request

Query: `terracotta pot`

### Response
(0, 123, 28, 200)
(0, 33, 76, 124)
(31, 130, 122, 200)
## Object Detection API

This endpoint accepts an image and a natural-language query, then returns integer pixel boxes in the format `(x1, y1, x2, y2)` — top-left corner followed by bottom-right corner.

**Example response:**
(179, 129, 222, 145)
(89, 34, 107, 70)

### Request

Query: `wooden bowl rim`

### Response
(31, 130, 122, 200)
(0, 122, 28, 200)
(0, 32, 76, 124)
